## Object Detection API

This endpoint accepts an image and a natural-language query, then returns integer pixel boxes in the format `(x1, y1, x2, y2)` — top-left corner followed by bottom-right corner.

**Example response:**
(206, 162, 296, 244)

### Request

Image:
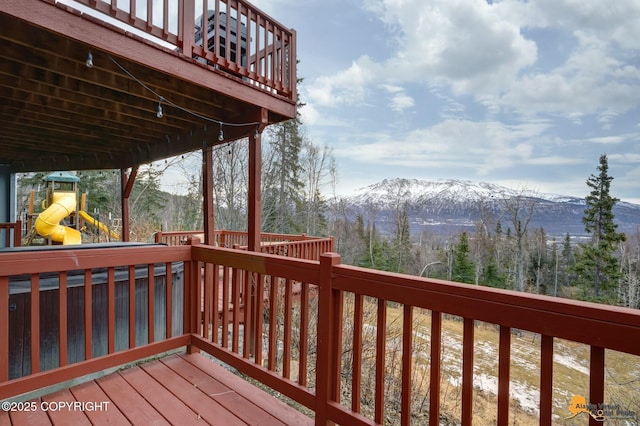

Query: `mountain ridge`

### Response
(337, 178, 640, 238)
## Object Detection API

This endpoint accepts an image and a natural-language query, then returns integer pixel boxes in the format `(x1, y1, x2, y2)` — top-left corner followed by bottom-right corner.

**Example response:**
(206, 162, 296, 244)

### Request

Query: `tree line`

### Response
(329, 154, 637, 308)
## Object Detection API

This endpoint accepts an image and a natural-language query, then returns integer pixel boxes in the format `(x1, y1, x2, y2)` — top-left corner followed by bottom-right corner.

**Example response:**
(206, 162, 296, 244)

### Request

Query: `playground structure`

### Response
(27, 171, 119, 245)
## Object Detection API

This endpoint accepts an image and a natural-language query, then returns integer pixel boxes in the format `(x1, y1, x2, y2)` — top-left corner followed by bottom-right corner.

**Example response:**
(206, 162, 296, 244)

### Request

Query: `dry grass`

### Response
(342, 303, 640, 425)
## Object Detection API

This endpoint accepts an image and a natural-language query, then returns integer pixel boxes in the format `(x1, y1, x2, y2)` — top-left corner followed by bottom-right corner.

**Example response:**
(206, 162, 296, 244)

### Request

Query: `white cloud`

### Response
(515, 0, 640, 48)
(585, 136, 624, 145)
(306, 0, 537, 107)
(380, 84, 415, 112)
(333, 119, 550, 175)
(306, 0, 640, 121)
(306, 56, 378, 107)
(299, 103, 320, 126)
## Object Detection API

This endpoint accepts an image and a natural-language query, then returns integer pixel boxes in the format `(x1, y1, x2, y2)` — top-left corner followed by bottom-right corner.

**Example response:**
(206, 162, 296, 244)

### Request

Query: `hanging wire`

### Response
(108, 54, 260, 128)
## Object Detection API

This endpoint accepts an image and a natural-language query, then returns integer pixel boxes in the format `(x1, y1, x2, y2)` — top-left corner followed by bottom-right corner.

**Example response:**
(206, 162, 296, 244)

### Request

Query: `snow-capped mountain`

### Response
(337, 178, 640, 238)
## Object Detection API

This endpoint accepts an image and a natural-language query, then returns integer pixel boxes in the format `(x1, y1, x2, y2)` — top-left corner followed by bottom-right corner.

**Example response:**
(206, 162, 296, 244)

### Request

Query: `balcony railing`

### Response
(154, 229, 334, 261)
(0, 221, 21, 248)
(59, 0, 296, 100)
(1, 240, 639, 424)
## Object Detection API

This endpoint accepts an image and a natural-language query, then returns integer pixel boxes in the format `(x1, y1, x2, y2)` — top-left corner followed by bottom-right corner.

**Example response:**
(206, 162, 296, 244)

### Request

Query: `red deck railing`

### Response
(63, 0, 296, 100)
(1, 241, 639, 425)
(0, 221, 21, 248)
(154, 229, 334, 261)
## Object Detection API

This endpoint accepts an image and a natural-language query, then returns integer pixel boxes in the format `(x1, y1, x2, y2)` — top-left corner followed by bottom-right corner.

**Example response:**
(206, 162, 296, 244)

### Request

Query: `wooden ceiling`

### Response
(0, 2, 295, 173)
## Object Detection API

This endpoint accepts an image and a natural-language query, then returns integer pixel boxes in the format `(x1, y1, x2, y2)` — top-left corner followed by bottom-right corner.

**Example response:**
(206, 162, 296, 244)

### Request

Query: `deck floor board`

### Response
(161, 356, 287, 426)
(96, 372, 169, 425)
(2, 352, 312, 425)
(69, 379, 131, 425)
(5, 400, 50, 425)
(42, 389, 93, 426)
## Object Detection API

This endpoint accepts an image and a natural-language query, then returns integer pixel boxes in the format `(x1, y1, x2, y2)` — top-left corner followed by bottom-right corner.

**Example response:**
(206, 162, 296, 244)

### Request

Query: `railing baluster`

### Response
(429, 311, 441, 426)
(130, 0, 136, 23)
(107, 267, 115, 354)
(331, 288, 344, 405)
(0, 276, 8, 382)
(222, 266, 230, 348)
(212, 264, 220, 344)
(589, 346, 605, 426)
(146, 0, 152, 28)
(283, 278, 292, 378)
(30, 274, 40, 374)
(203, 263, 213, 340)
(254, 273, 265, 367)
(461, 318, 474, 425)
(352, 293, 363, 413)
(540, 334, 553, 424)
(165, 262, 172, 339)
(497, 326, 511, 425)
(243, 270, 254, 359)
(246, 7, 253, 77)
(401, 305, 413, 426)
(235, 4, 242, 69)
(58, 272, 68, 367)
(128, 265, 136, 348)
(375, 298, 386, 424)
(162, 0, 169, 36)
(299, 281, 308, 387)
(84, 269, 92, 360)
(268, 276, 277, 371)
(147, 264, 155, 344)
(232, 267, 240, 353)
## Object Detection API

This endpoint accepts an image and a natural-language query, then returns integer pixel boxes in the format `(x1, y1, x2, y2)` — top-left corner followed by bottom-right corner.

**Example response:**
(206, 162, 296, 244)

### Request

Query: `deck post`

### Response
(203, 143, 214, 245)
(248, 108, 268, 252)
(316, 252, 341, 426)
(186, 237, 202, 354)
(247, 109, 268, 357)
(13, 220, 21, 247)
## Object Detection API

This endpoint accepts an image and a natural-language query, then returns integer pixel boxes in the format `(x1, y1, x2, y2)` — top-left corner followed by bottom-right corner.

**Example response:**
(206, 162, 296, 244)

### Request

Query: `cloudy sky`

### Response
(249, 0, 640, 202)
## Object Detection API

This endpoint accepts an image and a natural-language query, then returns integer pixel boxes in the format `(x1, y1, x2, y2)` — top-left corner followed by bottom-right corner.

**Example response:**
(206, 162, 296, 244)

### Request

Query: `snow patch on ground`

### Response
(554, 353, 589, 375)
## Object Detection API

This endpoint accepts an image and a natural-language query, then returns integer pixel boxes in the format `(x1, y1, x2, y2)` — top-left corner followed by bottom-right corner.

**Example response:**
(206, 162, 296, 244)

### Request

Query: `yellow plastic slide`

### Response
(34, 194, 82, 245)
(78, 210, 120, 240)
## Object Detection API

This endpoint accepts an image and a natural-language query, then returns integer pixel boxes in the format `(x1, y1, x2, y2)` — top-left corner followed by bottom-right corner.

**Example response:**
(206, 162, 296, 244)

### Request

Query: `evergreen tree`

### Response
(297, 141, 334, 236)
(558, 233, 575, 294)
(392, 203, 413, 273)
(77, 170, 119, 216)
(452, 232, 475, 284)
(262, 118, 304, 234)
(213, 141, 248, 230)
(481, 261, 507, 288)
(262, 76, 305, 234)
(130, 164, 167, 232)
(575, 154, 626, 301)
(356, 216, 384, 270)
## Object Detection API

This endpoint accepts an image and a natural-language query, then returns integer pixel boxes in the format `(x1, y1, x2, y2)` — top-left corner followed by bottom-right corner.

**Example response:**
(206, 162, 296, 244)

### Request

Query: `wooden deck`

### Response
(0, 352, 312, 425)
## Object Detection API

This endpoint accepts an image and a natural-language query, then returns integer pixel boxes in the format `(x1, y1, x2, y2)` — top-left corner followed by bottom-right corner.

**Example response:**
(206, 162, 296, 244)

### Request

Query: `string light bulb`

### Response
(86, 52, 94, 68)
(218, 123, 224, 141)
(156, 100, 163, 119)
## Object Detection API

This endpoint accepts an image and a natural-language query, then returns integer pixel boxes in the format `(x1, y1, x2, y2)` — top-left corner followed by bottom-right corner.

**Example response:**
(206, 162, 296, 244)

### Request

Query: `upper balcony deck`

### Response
(0, 0, 296, 172)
